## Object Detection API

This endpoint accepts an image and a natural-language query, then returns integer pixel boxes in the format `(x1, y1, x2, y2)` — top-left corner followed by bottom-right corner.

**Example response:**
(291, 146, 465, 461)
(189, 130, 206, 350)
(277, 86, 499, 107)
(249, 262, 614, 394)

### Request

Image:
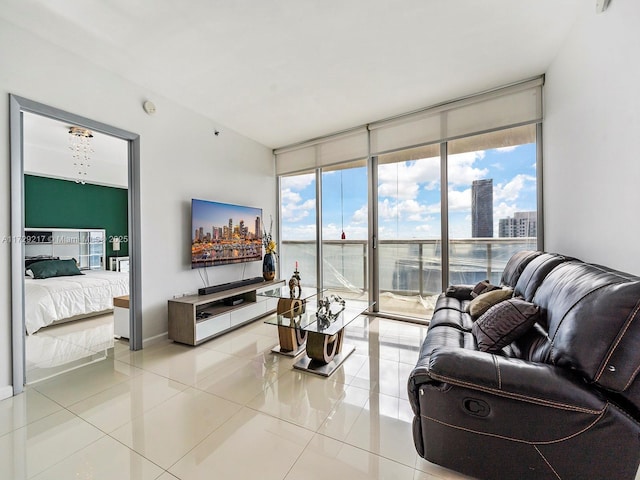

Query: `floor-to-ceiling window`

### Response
(376, 144, 441, 318)
(321, 160, 368, 300)
(447, 125, 538, 285)
(275, 78, 543, 323)
(279, 172, 317, 287)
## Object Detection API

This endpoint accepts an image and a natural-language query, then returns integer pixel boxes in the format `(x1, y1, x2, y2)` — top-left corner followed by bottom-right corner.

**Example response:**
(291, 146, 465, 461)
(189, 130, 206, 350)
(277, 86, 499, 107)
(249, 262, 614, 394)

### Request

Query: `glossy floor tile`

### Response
(7, 314, 625, 479)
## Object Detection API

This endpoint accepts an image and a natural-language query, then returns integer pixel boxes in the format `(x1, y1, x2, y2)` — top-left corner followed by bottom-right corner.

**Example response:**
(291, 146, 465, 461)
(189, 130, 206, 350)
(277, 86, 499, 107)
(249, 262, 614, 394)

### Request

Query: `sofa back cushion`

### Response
(533, 261, 640, 393)
(513, 253, 573, 303)
(500, 250, 542, 288)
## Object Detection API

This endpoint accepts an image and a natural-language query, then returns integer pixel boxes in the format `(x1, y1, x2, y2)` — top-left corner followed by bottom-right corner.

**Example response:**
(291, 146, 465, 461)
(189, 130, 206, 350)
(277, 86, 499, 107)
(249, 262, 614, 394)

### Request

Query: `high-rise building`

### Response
(255, 216, 261, 241)
(472, 179, 493, 238)
(499, 211, 537, 237)
(228, 218, 233, 240)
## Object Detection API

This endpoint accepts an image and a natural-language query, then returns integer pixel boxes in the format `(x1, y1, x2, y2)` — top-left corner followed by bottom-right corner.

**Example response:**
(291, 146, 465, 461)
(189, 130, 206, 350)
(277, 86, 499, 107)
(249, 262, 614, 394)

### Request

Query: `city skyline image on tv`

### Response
(191, 199, 262, 268)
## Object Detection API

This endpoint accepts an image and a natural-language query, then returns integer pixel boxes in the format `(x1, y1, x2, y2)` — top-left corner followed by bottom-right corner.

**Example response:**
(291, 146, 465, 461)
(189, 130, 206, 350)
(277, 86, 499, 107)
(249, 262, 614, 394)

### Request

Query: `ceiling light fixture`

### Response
(68, 126, 93, 184)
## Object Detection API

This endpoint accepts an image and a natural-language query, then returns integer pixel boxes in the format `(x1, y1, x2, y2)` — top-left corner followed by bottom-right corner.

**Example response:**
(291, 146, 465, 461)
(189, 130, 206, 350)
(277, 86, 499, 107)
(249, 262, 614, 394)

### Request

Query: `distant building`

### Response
(255, 216, 261, 240)
(499, 211, 537, 237)
(472, 179, 493, 238)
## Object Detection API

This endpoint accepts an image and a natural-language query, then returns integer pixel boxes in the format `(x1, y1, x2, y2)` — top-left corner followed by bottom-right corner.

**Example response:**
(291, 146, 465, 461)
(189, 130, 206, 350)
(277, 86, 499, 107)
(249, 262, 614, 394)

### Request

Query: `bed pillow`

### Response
(472, 298, 540, 353)
(467, 288, 513, 319)
(27, 259, 83, 279)
(25, 256, 59, 268)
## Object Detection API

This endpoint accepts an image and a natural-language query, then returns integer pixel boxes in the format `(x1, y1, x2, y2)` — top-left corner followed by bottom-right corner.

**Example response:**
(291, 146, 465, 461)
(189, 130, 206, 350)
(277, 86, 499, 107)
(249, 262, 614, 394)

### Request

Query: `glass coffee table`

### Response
(257, 286, 325, 357)
(264, 297, 372, 377)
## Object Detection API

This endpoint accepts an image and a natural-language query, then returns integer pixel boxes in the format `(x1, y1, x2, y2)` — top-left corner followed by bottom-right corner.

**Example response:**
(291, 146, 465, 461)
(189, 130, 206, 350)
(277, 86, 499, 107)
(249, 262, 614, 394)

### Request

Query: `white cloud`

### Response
(495, 146, 518, 153)
(447, 188, 472, 211)
(378, 158, 439, 200)
(280, 188, 302, 204)
(352, 204, 368, 224)
(281, 223, 316, 240)
(448, 151, 488, 187)
(281, 173, 315, 191)
(494, 201, 519, 221)
(495, 174, 535, 202)
(280, 188, 316, 222)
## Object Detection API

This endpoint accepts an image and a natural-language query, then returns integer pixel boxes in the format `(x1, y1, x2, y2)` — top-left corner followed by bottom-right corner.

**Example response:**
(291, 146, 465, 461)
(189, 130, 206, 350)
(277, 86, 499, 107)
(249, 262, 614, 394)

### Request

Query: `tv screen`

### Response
(191, 199, 262, 268)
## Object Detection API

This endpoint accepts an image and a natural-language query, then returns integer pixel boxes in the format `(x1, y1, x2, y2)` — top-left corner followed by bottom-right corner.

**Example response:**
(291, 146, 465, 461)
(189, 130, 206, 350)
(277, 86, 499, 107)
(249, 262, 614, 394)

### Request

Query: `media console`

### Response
(168, 278, 285, 346)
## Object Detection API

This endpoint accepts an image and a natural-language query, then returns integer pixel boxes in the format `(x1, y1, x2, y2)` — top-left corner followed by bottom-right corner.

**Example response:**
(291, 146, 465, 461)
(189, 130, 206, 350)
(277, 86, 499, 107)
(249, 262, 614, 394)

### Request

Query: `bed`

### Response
(25, 270, 129, 335)
(24, 227, 129, 335)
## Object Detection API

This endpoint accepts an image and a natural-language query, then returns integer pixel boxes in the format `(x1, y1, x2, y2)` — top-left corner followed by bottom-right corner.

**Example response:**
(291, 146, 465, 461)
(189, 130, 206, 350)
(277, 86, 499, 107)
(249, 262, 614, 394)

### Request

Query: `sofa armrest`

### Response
(425, 347, 607, 413)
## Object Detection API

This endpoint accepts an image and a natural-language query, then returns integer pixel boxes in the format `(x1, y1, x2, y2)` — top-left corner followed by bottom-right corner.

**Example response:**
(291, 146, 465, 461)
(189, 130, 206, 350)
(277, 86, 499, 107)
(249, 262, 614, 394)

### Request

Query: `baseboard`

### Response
(0, 385, 14, 400)
(143, 332, 169, 348)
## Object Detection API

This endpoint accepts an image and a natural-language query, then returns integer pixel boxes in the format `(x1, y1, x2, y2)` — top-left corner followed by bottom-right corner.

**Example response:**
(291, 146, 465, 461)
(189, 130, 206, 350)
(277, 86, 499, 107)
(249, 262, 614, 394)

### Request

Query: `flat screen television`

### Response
(191, 199, 262, 268)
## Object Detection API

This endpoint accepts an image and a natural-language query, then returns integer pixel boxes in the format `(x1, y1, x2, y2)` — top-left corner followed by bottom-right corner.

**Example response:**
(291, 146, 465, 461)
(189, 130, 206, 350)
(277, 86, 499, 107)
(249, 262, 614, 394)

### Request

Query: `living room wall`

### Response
(0, 19, 275, 397)
(544, 1, 640, 274)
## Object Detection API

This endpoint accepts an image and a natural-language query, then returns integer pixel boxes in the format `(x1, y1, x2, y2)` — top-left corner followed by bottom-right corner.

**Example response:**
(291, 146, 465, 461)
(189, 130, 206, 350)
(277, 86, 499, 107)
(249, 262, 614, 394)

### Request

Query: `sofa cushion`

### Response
(467, 288, 514, 319)
(513, 253, 573, 303)
(430, 297, 474, 331)
(500, 250, 542, 287)
(472, 298, 539, 353)
(533, 261, 640, 393)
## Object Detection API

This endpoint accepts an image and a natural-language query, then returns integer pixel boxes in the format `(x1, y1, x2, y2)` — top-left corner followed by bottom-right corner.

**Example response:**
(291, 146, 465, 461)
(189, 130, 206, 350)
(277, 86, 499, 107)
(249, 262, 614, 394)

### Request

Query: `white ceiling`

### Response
(23, 112, 129, 188)
(1, 0, 582, 149)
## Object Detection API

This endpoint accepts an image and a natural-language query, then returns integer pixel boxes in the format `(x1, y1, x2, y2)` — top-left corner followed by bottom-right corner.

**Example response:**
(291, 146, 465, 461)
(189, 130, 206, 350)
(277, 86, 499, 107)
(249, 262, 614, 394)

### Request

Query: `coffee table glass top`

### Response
(257, 286, 325, 302)
(264, 299, 371, 336)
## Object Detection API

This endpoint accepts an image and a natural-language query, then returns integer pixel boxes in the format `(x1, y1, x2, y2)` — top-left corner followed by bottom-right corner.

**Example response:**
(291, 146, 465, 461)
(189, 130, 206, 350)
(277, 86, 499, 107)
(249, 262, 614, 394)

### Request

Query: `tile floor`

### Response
(2, 316, 477, 479)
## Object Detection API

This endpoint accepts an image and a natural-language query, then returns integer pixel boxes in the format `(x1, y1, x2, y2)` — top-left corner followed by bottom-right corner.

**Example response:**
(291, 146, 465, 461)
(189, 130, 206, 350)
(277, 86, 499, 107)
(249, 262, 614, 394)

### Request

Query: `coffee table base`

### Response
(293, 344, 355, 377)
(271, 343, 306, 357)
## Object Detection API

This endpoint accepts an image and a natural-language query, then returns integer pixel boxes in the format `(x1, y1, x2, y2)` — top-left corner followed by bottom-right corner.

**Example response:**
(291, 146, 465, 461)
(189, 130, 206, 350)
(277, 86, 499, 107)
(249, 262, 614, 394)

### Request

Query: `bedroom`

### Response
(22, 111, 130, 383)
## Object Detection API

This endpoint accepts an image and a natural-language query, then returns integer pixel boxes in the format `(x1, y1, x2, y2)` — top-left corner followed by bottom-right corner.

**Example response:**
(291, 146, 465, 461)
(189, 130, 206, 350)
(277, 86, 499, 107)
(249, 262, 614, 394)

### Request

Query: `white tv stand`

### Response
(168, 278, 284, 346)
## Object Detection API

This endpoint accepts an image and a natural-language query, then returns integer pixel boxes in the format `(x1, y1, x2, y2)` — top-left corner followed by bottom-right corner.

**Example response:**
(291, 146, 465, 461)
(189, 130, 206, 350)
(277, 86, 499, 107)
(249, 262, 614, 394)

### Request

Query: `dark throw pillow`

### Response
(445, 285, 474, 300)
(472, 298, 540, 353)
(28, 259, 83, 279)
(470, 280, 501, 298)
(467, 288, 514, 319)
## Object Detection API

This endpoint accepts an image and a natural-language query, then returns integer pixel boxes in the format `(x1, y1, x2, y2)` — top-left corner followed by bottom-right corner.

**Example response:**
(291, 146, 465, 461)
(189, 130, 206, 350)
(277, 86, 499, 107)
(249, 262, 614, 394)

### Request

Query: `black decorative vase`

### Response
(263, 253, 276, 281)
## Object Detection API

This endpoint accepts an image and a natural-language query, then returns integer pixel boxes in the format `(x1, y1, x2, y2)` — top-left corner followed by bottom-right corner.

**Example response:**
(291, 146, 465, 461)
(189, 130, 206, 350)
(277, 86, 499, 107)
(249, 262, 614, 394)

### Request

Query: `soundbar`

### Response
(198, 277, 265, 296)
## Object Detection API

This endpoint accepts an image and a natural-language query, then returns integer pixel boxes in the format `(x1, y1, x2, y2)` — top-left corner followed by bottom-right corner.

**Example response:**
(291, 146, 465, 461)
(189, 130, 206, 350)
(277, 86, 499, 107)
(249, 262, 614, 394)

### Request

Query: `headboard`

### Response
(24, 228, 106, 270)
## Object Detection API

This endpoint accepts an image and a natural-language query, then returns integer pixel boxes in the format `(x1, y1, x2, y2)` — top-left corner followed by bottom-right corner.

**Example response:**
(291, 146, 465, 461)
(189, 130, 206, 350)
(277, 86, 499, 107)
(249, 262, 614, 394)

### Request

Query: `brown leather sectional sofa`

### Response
(408, 251, 640, 479)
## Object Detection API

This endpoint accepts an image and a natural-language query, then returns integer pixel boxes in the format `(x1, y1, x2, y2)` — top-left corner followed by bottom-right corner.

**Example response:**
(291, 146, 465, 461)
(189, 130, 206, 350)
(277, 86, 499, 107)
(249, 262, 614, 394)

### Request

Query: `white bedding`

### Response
(25, 270, 129, 335)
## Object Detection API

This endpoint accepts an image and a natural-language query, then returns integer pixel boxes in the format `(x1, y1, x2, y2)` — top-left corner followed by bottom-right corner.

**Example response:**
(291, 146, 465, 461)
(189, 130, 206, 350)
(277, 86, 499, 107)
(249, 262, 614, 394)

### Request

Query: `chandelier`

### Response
(68, 126, 93, 184)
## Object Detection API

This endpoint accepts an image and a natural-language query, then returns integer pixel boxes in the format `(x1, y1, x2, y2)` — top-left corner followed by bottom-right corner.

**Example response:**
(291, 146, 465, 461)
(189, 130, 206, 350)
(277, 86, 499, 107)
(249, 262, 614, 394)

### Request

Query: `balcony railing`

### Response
(281, 237, 537, 298)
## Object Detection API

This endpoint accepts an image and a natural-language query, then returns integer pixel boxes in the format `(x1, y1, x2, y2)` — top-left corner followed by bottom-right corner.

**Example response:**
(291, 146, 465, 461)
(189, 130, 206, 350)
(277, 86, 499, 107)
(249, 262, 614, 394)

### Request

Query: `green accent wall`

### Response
(25, 175, 128, 258)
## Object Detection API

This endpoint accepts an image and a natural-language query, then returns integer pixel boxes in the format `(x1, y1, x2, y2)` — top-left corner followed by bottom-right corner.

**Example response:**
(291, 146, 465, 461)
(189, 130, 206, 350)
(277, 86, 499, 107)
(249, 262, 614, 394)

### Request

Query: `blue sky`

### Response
(281, 143, 536, 240)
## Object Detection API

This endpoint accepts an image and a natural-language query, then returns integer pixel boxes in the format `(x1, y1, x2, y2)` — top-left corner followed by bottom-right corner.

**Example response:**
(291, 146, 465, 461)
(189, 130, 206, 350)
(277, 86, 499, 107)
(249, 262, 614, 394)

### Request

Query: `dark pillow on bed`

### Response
(25, 256, 59, 268)
(27, 259, 83, 279)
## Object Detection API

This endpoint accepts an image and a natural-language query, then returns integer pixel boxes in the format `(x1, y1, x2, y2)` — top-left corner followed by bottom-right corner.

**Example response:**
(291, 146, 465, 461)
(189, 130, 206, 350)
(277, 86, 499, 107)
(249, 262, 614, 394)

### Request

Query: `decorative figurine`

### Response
(289, 269, 301, 299)
(316, 294, 346, 328)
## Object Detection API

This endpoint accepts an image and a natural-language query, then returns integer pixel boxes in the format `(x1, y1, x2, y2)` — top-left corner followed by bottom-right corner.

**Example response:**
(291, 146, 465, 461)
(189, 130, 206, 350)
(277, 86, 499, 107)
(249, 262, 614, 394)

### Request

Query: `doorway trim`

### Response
(10, 94, 142, 396)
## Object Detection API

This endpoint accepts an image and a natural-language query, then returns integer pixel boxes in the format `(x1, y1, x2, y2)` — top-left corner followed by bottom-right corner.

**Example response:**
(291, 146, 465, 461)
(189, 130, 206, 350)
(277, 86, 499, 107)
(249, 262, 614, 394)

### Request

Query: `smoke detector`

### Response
(143, 100, 156, 115)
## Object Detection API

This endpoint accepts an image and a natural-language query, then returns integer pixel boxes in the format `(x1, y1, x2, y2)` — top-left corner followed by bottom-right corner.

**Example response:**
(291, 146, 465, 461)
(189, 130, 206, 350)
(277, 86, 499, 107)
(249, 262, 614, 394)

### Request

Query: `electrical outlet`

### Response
(173, 293, 183, 299)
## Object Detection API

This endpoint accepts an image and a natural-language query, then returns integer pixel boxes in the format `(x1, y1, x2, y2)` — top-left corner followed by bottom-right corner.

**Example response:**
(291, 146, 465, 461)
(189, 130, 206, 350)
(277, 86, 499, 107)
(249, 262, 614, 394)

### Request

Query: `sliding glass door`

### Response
(278, 124, 539, 323)
(275, 79, 543, 323)
(279, 172, 317, 288)
(321, 160, 368, 300)
(376, 144, 441, 319)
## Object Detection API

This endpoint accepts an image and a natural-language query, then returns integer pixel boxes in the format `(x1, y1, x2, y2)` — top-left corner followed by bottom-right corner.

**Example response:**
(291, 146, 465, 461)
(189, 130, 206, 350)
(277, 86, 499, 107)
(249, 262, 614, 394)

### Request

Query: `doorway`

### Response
(10, 95, 142, 395)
